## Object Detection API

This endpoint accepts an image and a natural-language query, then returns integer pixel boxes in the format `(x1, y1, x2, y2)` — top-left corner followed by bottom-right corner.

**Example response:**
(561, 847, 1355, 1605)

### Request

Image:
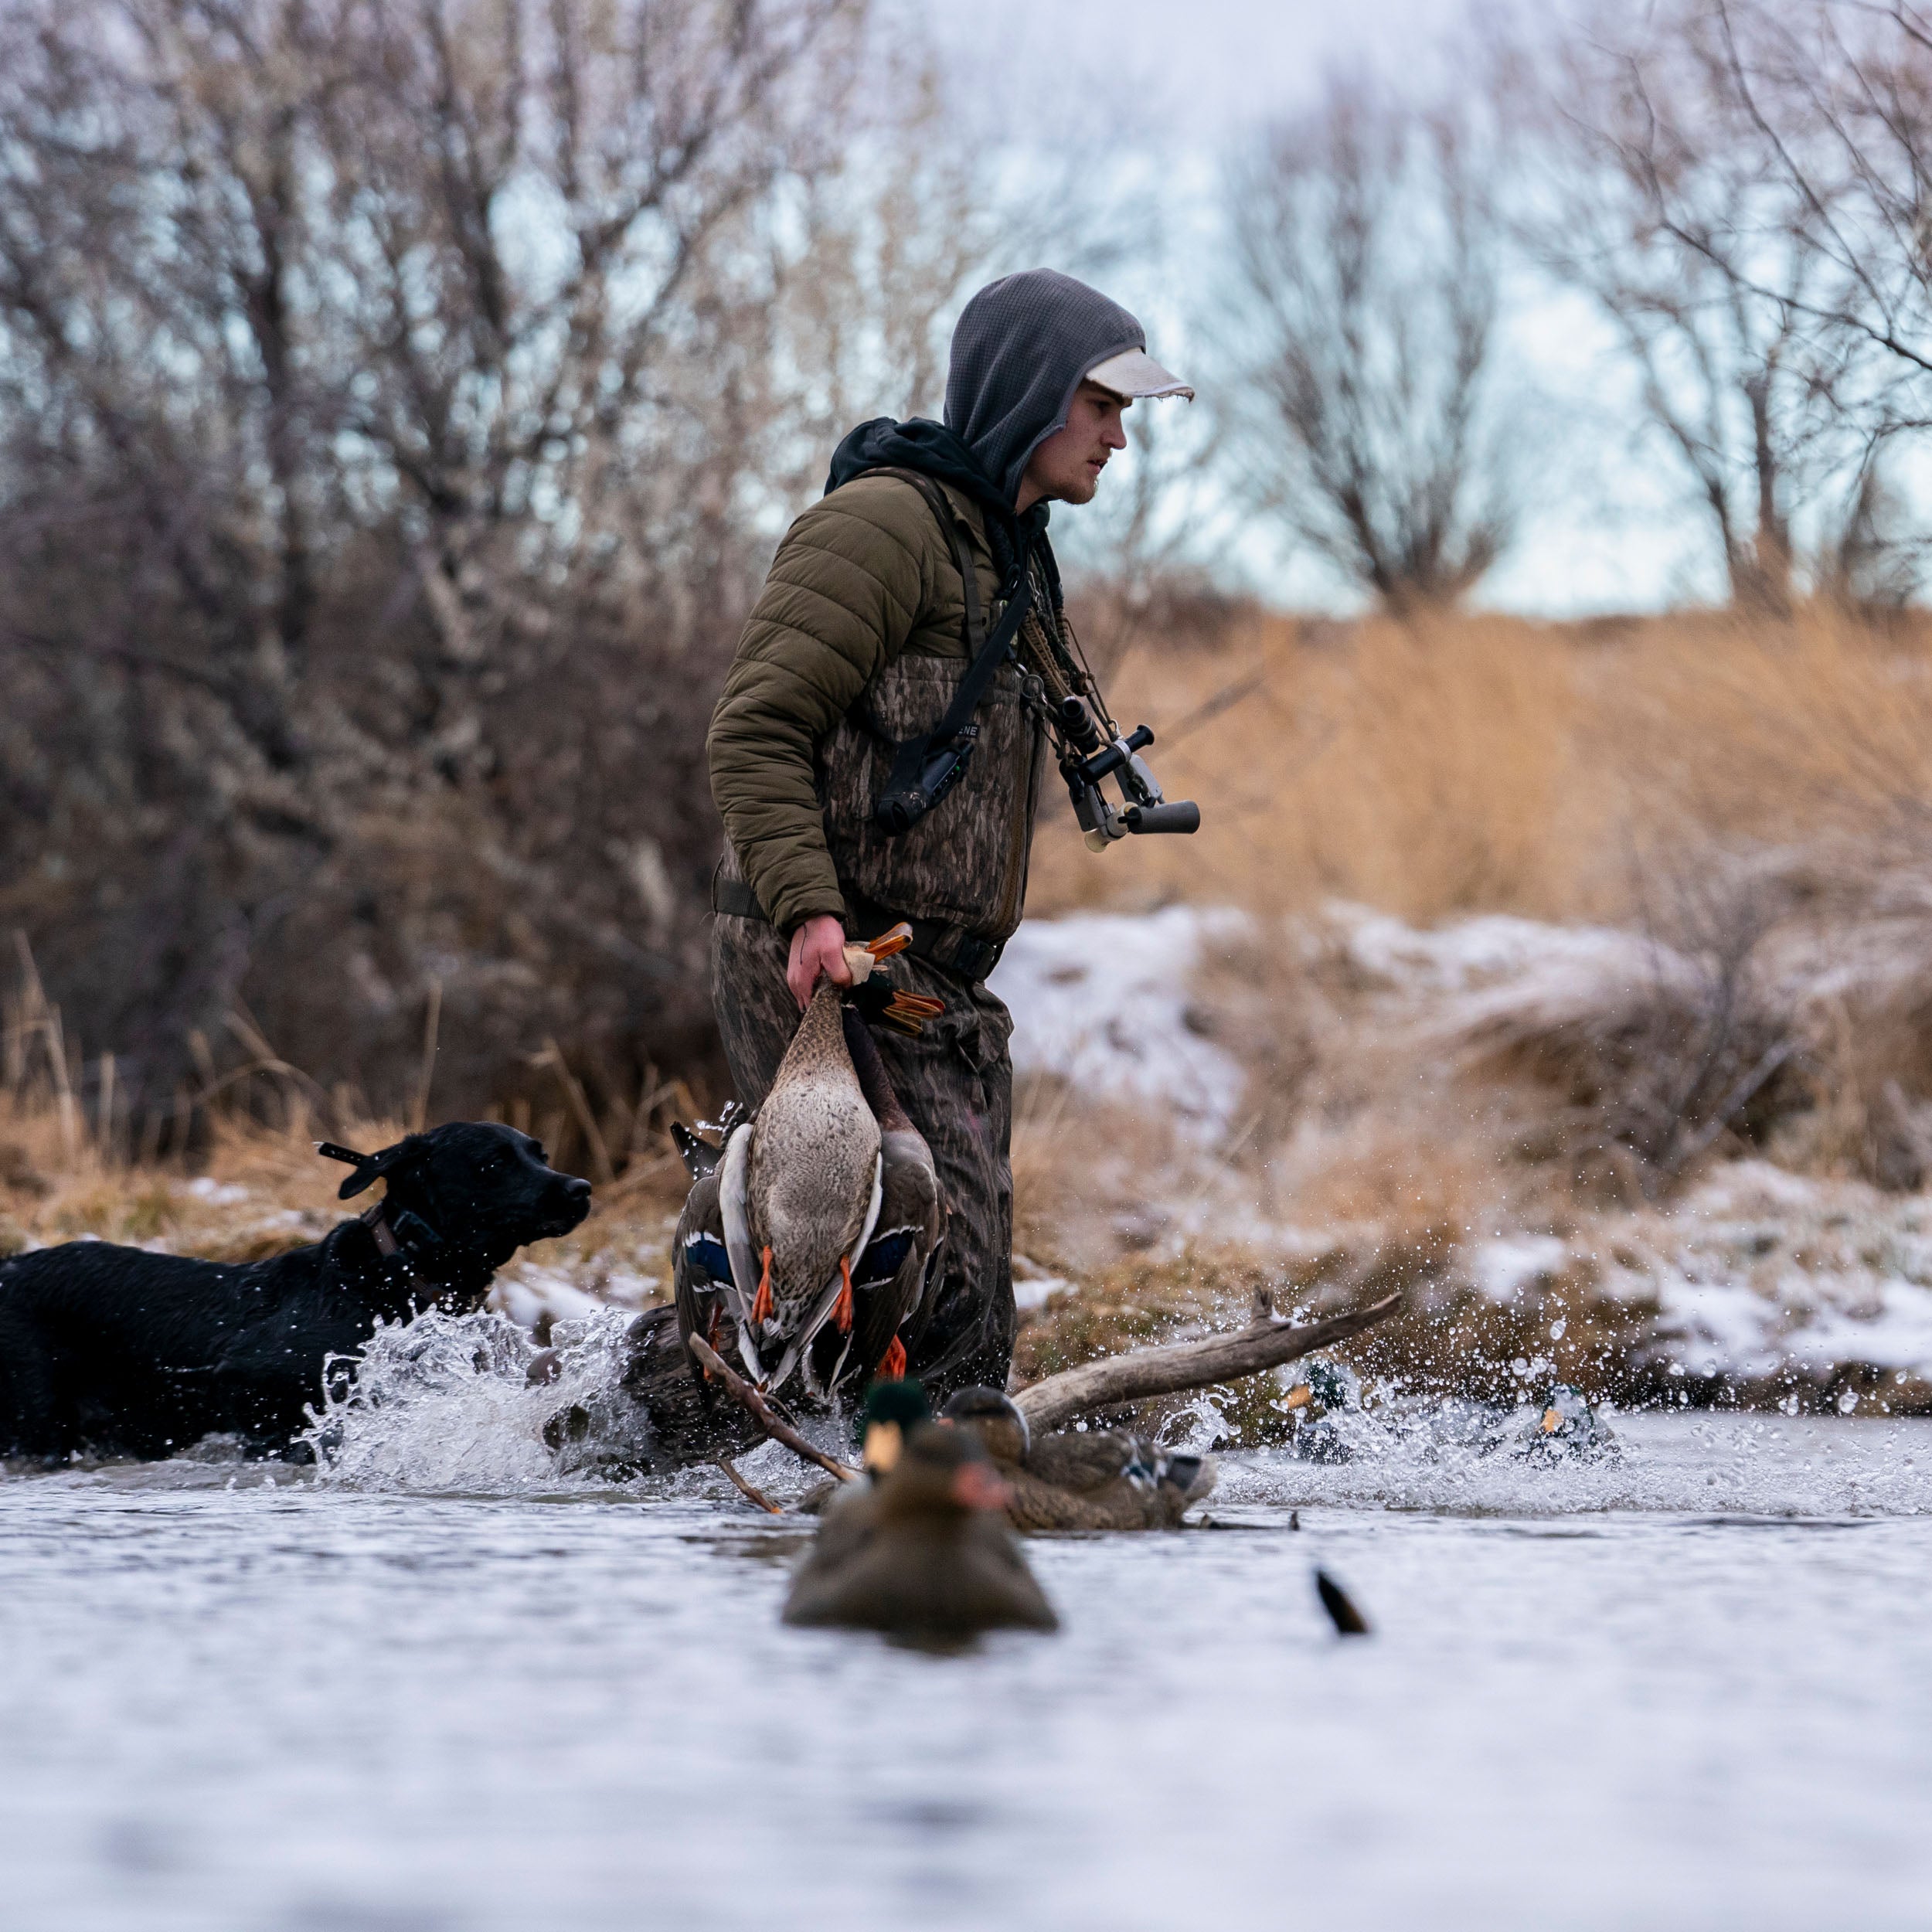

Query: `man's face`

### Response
(1018, 381, 1131, 510)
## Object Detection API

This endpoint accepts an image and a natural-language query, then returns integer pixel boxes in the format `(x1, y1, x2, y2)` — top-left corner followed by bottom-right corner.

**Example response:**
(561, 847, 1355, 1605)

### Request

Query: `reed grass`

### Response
(1035, 603, 1932, 925)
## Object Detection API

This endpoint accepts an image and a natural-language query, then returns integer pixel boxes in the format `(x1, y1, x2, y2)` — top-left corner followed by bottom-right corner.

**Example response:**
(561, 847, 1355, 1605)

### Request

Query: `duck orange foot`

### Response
(753, 1246, 774, 1326)
(833, 1256, 854, 1333)
(877, 1335, 906, 1379)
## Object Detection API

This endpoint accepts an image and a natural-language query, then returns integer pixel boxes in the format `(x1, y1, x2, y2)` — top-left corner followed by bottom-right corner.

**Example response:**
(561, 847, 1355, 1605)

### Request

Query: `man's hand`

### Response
(786, 913, 852, 1010)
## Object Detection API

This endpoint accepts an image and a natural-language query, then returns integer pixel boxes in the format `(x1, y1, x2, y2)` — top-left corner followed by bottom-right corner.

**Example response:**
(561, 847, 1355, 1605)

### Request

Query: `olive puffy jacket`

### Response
(707, 471, 1047, 944)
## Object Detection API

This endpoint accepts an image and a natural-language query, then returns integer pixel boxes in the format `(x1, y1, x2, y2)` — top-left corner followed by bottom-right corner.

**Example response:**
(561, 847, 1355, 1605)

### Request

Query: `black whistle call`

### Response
(1056, 696, 1199, 847)
(1124, 801, 1202, 835)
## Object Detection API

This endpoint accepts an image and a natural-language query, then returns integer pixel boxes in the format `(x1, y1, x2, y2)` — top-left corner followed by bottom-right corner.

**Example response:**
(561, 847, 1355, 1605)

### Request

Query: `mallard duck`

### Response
(782, 1413, 1059, 1637)
(675, 927, 939, 1400)
(940, 1386, 1216, 1532)
(1517, 1383, 1618, 1461)
(804, 1006, 942, 1398)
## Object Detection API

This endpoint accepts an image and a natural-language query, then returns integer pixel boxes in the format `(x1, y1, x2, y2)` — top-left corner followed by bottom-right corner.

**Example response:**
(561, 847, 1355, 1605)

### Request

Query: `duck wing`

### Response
(671, 1169, 733, 1371)
(671, 1121, 723, 1181)
(715, 1122, 767, 1381)
(836, 1127, 943, 1393)
(1022, 1427, 1148, 1493)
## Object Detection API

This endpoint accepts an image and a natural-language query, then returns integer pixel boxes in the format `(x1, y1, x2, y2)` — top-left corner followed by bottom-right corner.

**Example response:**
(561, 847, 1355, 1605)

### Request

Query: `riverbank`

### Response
(9, 900, 1932, 1417)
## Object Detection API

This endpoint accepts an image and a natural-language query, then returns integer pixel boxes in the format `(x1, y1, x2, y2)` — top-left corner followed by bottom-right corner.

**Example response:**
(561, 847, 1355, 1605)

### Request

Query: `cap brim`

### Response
(1084, 347, 1194, 401)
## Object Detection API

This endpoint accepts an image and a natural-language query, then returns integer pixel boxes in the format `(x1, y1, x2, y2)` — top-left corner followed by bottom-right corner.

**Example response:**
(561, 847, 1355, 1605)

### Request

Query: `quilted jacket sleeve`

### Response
(707, 476, 937, 933)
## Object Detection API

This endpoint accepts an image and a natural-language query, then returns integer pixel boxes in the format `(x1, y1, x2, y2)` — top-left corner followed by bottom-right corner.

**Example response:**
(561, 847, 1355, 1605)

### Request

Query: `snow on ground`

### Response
(988, 905, 1248, 1130)
(1342, 906, 1651, 995)
(1592, 1162, 1932, 1388)
(1469, 1233, 1572, 1304)
(488, 1260, 662, 1332)
(997, 906, 1932, 1397)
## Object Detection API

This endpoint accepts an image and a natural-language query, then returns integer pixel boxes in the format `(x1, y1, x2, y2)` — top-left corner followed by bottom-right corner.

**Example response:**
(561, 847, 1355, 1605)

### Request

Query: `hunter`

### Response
(706, 267, 1193, 1397)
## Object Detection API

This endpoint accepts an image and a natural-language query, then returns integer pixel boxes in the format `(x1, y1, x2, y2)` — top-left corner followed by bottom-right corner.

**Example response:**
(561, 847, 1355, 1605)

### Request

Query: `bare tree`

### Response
(1515, 0, 1893, 612)
(1223, 76, 1515, 616)
(1655, 4, 1932, 400)
(0, 0, 883, 1138)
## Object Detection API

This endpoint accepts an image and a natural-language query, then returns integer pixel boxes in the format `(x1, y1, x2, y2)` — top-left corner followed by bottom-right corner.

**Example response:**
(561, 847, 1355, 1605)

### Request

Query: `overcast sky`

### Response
(884, 0, 1693, 617)
(914, 0, 1466, 132)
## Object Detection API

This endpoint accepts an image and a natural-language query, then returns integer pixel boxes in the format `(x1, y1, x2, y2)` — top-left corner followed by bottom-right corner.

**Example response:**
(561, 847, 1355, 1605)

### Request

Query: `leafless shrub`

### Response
(1463, 862, 1807, 1198)
(1222, 74, 1517, 615)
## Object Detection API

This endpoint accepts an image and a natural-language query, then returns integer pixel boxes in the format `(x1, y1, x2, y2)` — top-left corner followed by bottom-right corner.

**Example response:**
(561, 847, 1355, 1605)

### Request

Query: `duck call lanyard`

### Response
(859, 469, 1036, 838)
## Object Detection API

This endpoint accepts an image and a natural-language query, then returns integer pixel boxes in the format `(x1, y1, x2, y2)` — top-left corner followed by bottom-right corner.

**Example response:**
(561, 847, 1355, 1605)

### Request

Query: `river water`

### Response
(2, 1325, 1930, 1932)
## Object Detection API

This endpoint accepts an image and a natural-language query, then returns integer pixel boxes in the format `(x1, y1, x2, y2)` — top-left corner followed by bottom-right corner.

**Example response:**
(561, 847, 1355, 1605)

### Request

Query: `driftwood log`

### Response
(1011, 1292, 1403, 1434)
(686, 1335, 859, 1481)
(543, 1291, 1401, 1477)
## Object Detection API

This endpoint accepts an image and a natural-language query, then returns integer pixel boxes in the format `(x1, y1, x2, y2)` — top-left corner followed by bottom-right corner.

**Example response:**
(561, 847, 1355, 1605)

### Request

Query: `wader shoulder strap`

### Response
(862, 471, 1036, 827)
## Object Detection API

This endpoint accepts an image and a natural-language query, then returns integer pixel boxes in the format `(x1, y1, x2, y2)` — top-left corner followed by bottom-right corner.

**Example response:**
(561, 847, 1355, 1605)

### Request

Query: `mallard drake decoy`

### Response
(782, 1414, 1059, 1637)
(1517, 1383, 1618, 1461)
(797, 1376, 931, 1516)
(940, 1386, 1216, 1532)
(1279, 1358, 1360, 1463)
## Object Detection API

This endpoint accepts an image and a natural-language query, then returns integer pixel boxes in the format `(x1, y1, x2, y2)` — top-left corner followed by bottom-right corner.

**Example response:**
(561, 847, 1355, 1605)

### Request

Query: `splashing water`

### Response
(289, 1304, 1932, 1529)
(302, 1307, 638, 1492)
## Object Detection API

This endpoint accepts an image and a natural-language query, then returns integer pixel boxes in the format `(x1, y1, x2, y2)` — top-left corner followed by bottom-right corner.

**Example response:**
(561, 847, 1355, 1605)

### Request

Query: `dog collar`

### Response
(359, 1200, 445, 1277)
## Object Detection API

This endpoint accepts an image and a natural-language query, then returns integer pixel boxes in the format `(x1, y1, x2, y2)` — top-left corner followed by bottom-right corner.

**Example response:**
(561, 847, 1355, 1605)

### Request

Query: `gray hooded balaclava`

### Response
(944, 269, 1147, 507)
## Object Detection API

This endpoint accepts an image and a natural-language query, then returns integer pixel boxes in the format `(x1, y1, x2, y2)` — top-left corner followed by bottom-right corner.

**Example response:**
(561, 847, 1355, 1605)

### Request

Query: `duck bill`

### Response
(1281, 1383, 1314, 1412)
(861, 921, 913, 961)
(1540, 1407, 1563, 1434)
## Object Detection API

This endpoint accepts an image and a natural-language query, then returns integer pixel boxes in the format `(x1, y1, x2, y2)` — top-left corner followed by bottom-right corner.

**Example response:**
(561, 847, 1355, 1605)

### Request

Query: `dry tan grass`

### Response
(1036, 604, 1932, 927)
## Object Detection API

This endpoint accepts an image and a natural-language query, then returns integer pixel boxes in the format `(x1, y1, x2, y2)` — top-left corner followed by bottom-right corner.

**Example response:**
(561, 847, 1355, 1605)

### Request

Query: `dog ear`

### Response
(332, 1135, 423, 1201)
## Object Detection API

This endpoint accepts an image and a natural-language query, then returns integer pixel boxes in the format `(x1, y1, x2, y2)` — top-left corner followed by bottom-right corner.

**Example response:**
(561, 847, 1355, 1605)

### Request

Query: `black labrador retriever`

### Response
(0, 1122, 590, 1462)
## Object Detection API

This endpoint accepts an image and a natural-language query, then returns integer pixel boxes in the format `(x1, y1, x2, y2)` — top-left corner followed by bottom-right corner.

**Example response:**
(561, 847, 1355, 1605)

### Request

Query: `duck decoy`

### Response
(795, 1377, 931, 1516)
(674, 926, 937, 1401)
(783, 1413, 1059, 1637)
(940, 1386, 1217, 1532)
(1517, 1383, 1618, 1461)
(1279, 1358, 1360, 1463)
(1315, 1567, 1372, 1636)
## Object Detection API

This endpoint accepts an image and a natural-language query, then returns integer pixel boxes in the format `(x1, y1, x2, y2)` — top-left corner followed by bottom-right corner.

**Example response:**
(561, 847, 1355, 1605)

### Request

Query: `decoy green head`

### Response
(860, 1377, 931, 1476)
(1280, 1358, 1356, 1420)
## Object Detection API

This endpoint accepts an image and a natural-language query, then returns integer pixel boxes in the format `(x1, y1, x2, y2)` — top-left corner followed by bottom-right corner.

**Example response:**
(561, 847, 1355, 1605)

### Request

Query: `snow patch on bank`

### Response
(1584, 1162, 1932, 1387)
(995, 904, 1932, 1394)
(1343, 906, 1651, 995)
(989, 905, 1247, 1131)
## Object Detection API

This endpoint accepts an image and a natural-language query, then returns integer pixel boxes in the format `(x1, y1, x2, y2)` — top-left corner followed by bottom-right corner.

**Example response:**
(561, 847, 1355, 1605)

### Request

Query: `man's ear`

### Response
(335, 1134, 423, 1201)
